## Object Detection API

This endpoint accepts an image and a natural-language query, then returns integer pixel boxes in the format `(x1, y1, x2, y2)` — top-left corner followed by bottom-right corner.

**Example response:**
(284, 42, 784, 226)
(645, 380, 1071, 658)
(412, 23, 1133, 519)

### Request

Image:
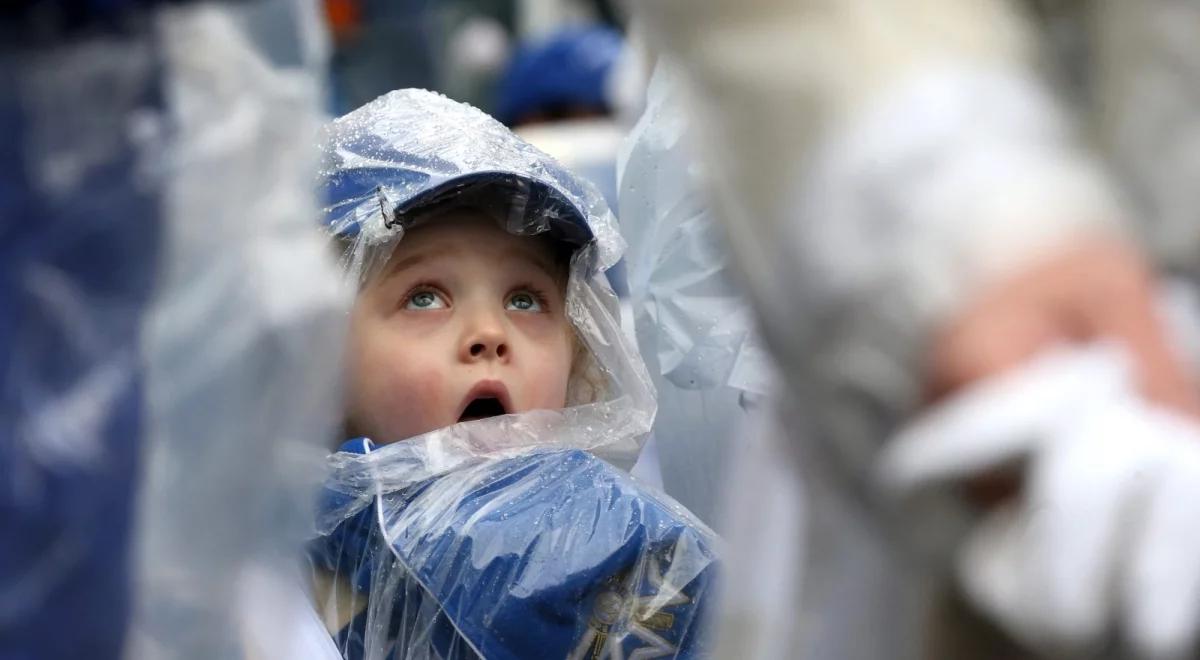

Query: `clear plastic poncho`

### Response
(618, 59, 805, 660)
(308, 89, 718, 660)
(617, 59, 776, 527)
(131, 3, 349, 658)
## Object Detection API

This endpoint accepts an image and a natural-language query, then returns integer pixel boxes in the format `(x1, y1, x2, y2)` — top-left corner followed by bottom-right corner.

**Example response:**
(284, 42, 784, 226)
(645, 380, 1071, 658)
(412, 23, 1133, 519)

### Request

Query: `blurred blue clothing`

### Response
(495, 25, 623, 126)
(0, 24, 163, 660)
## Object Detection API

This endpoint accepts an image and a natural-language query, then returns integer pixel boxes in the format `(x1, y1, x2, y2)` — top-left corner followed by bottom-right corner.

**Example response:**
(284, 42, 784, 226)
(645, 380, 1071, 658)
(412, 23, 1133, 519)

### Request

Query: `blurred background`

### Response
(324, 0, 630, 115)
(324, 0, 643, 212)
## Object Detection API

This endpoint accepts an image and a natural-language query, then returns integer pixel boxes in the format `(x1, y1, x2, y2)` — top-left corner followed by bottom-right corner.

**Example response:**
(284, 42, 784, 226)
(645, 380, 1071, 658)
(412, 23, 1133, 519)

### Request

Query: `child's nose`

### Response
(460, 318, 509, 363)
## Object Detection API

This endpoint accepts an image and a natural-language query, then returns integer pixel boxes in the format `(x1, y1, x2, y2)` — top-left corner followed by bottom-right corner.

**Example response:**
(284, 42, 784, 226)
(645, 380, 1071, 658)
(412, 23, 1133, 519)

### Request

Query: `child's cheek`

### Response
(526, 334, 575, 409)
(376, 360, 449, 439)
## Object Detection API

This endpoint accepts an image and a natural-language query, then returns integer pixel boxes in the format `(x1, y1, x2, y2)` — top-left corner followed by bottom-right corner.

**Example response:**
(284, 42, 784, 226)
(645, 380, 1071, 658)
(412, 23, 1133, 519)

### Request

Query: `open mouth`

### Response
(459, 397, 508, 421)
(458, 381, 512, 422)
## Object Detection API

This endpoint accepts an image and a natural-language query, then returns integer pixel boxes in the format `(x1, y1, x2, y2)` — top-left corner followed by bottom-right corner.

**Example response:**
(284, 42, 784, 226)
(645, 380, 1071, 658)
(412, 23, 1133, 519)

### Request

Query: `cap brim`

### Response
(393, 171, 594, 248)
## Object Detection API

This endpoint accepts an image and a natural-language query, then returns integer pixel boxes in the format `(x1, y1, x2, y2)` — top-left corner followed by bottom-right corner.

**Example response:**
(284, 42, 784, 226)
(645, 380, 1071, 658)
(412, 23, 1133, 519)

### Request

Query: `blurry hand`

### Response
(880, 236, 1200, 657)
(927, 235, 1200, 417)
(923, 236, 1200, 505)
(881, 346, 1200, 659)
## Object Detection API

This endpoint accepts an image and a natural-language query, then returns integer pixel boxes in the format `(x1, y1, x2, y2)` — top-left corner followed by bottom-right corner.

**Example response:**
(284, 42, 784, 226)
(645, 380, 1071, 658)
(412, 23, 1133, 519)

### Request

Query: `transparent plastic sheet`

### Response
(313, 441, 716, 660)
(310, 89, 718, 659)
(617, 58, 809, 659)
(126, 2, 348, 659)
(617, 60, 774, 525)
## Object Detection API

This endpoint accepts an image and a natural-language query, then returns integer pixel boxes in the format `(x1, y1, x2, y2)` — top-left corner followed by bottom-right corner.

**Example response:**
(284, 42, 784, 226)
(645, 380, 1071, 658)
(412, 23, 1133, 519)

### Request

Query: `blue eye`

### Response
(405, 290, 447, 310)
(506, 292, 542, 312)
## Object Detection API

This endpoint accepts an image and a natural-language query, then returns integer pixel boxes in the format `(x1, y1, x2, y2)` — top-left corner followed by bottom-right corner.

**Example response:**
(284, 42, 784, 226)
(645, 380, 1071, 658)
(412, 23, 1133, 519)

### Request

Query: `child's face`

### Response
(344, 210, 576, 443)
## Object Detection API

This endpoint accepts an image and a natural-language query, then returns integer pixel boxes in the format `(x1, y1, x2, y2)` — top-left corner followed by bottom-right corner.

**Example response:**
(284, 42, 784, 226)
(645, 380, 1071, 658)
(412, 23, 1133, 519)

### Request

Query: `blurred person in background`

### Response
(496, 24, 624, 128)
(322, 0, 449, 113)
(1, 0, 346, 658)
(633, 1, 1200, 659)
(322, 0, 627, 116)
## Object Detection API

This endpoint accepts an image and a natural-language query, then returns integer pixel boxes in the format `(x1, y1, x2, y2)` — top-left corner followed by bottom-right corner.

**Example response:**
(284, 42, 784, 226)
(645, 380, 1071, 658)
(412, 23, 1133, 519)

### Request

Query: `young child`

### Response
(307, 89, 717, 660)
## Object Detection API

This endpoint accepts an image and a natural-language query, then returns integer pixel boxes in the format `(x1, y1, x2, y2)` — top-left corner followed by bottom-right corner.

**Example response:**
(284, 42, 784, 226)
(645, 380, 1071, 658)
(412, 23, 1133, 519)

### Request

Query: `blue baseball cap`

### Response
(320, 89, 609, 256)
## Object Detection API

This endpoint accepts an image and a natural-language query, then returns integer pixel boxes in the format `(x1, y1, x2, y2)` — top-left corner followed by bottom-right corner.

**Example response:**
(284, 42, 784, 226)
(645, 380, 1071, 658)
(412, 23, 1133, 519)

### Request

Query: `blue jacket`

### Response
(310, 440, 718, 660)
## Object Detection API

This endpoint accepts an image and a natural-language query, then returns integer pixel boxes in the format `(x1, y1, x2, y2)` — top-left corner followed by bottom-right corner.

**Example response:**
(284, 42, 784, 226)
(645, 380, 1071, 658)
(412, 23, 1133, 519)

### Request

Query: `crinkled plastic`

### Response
(311, 440, 716, 660)
(311, 89, 716, 659)
(322, 89, 625, 281)
(619, 62, 769, 399)
(617, 59, 808, 660)
(617, 60, 774, 524)
(127, 2, 348, 659)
